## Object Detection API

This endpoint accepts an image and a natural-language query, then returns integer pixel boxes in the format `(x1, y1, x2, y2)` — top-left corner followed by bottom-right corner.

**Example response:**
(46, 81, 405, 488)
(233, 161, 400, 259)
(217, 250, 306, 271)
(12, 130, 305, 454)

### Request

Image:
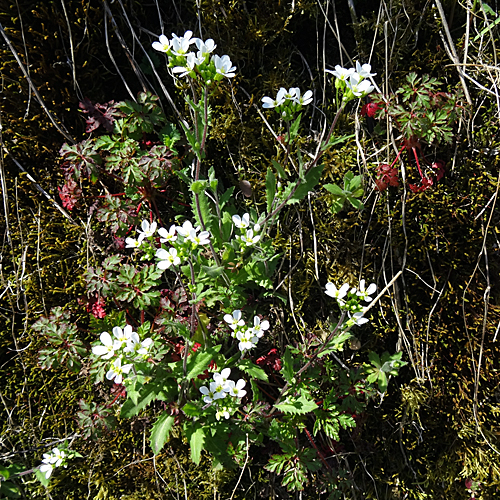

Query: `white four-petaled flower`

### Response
(156, 247, 181, 269)
(137, 220, 157, 243)
(106, 357, 133, 385)
(326, 65, 355, 81)
(152, 34, 170, 53)
(250, 316, 269, 338)
(158, 225, 177, 243)
(170, 30, 195, 55)
(236, 330, 258, 351)
(92, 331, 118, 360)
(355, 61, 376, 79)
(226, 379, 247, 398)
(346, 73, 374, 97)
(212, 54, 236, 78)
(325, 282, 350, 301)
(125, 237, 141, 249)
(355, 279, 377, 302)
(232, 213, 250, 229)
(224, 310, 245, 330)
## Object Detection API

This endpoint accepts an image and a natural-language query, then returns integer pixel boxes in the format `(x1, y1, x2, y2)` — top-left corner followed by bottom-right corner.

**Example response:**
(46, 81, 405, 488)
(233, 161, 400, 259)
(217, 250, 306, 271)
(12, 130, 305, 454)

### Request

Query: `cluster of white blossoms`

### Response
(232, 212, 261, 249)
(199, 368, 247, 419)
(152, 30, 236, 83)
(262, 87, 313, 121)
(326, 61, 376, 101)
(325, 279, 377, 326)
(39, 447, 67, 479)
(156, 220, 211, 270)
(124, 219, 211, 271)
(125, 220, 157, 249)
(92, 325, 153, 384)
(224, 309, 270, 352)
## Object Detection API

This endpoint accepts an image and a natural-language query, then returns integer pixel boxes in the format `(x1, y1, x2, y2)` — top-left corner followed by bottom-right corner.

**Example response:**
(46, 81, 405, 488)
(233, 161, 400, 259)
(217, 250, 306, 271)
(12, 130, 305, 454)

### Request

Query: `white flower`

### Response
(232, 213, 250, 229)
(213, 368, 231, 389)
(158, 225, 177, 243)
(40, 461, 54, 479)
(326, 65, 355, 82)
(176, 220, 199, 237)
(236, 329, 258, 351)
(137, 220, 157, 243)
(124, 332, 153, 357)
(212, 54, 236, 78)
(106, 357, 133, 385)
(51, 448, 66, 467)
(156, 247, 181, 269)
(224, 310, 245, 330)
(250, 316, 270, 338)
(240, 229, 260, 246)
(348, 310, 369, 326)
(356, 279, 377, 302)
(186, 229, 210, 246)
(170, 30, 195, 55)
(253, 223, 261, 232)
(325, 282, 350, 301)
(195, 38, 216, 57)
(200, 381, 226, 403)
(262, 87, 289, 108)
(172, 52, 205, 77)
(152, 34, 170, 53)
(92, 331, 117, 360)
(295, 89, 313, 106)
(226, 379, 247, 398)
(346, 73, 374, 97)
(283, 87, 299, 100)
(355, 61, 376, 79)
(112, 325, 134, 348)
(125, 237, 141, 249)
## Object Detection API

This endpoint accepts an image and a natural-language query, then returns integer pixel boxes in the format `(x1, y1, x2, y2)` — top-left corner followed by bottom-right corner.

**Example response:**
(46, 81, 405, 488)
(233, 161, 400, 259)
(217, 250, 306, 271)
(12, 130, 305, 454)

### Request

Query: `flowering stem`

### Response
(262, 102, 346, 226)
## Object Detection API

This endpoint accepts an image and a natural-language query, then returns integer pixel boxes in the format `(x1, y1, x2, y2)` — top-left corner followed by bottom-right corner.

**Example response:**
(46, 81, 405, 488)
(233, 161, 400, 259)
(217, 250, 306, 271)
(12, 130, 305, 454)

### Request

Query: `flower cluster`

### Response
(156, 220, 211, 270)
(325, 279, 376, 326)
(92, 325, 153, 384)
(125, 220, 157, 249)
(326, 61, 375, 102)
(224, 310, 269, 352)
(152, 30, 235, 83)
(199, 368, 247, 419)
(232, 212, 261, 249)
(39, 448, 67, 479)
(262, 87, 313, 121)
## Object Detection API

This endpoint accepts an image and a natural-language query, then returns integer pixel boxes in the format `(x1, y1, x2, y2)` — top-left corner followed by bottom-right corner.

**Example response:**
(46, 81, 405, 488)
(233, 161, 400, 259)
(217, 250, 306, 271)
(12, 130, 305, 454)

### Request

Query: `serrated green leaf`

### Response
(150, 413, 175, 455)
(239, 359, 268, 382)
(275, 394, 318, 414)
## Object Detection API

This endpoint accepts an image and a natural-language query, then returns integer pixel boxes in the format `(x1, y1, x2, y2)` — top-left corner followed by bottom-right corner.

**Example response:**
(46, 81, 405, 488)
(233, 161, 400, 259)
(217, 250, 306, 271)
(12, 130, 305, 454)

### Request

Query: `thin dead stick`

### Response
(434, 0, 473, 105)
(3, 147, 78, 225)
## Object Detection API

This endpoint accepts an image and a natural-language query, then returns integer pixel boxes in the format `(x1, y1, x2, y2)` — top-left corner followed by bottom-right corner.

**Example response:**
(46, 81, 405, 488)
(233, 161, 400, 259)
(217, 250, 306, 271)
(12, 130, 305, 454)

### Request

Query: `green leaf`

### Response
(150, 413, 175, 454)
(323, 183, 345, 196)
(239, 359, 269, 382)
(266, 167, 277, 214)
(185, 346, 221, 380)
(187, 425, 206, 464)
(287, 163, 324, 204)
(275, 393, 318, 415)
(272, 159, 288, 179)
(281, 346, 295, 383)
(287, 113, 302, 142)
(347, 196, 364, 210)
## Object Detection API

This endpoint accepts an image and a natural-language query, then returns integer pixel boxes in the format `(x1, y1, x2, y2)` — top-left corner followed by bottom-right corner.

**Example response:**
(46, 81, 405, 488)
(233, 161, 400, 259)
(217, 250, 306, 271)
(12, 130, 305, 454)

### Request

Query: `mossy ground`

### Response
(1, 0, 500, 498)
